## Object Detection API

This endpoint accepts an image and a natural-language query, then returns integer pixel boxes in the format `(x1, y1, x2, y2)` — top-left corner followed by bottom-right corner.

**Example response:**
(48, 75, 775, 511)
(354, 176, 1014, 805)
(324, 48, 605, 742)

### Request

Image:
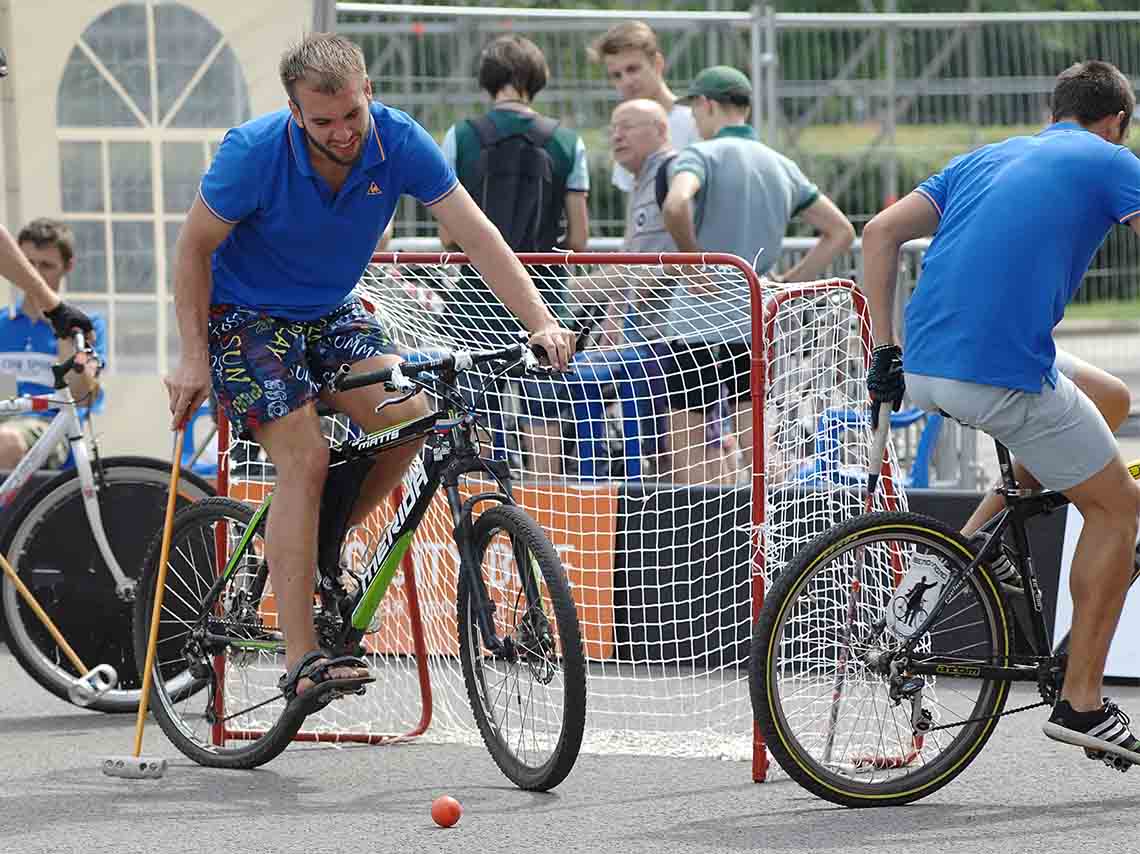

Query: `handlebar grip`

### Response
(531, 304, 603, 364)
(336, 367, 392, 392)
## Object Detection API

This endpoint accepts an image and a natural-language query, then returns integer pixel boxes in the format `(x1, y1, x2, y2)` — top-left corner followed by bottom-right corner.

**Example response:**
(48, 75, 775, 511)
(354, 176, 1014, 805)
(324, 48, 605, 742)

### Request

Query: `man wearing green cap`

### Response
(660, 65, 854, 484)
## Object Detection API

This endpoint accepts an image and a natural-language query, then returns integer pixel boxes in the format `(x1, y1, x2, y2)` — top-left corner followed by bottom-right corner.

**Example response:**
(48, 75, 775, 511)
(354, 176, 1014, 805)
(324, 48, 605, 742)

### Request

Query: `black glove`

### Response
(867, 343, 905, 428)
(44, 300, 94, 339)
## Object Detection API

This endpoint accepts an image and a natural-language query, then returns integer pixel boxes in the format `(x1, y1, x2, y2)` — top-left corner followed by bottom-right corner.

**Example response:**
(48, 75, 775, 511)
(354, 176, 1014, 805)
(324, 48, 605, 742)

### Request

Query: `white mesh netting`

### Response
(216, 253, 908, 765)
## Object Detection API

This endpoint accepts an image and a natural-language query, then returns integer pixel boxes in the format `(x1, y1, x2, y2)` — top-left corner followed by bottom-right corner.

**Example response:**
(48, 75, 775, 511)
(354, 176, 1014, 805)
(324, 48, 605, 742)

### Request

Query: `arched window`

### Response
(57, 1, 251, 373)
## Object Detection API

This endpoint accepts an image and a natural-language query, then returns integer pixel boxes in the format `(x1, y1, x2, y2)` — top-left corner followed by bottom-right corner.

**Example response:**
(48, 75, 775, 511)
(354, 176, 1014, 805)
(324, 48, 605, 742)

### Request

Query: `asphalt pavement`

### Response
(3, 648, 1140, 854)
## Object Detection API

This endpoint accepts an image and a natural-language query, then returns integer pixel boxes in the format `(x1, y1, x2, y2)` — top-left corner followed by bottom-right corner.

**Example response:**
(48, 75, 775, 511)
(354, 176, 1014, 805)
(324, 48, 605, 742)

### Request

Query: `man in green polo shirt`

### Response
(661, 66, 854, 485)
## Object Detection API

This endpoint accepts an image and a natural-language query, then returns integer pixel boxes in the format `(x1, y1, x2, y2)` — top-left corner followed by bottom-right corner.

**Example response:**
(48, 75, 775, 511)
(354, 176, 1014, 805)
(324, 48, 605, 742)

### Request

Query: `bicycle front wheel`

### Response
(457, 504, 586, 791)
(132, 497, 303, 769)
(751, 511, 1012, 807)
(0, 457, 213, 712)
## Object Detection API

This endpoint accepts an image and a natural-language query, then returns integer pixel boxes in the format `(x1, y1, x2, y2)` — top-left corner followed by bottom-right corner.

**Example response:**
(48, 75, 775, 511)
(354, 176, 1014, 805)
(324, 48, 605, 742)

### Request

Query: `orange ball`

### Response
(431, 795, 462, 828)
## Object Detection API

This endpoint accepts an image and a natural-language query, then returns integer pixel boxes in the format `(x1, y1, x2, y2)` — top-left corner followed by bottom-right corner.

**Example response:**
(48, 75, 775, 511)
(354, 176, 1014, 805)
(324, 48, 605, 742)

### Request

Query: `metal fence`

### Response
(338, 3, 1140, 302)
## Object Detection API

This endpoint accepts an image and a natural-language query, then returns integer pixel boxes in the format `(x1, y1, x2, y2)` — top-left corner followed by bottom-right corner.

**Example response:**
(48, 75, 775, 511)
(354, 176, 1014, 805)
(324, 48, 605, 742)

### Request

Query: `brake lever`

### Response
(374, 388, 418, 415)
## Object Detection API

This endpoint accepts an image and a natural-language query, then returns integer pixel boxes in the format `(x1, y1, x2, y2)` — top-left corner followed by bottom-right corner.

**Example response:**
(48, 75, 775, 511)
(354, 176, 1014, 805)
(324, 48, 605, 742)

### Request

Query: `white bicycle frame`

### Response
(0, 384, 134, 599)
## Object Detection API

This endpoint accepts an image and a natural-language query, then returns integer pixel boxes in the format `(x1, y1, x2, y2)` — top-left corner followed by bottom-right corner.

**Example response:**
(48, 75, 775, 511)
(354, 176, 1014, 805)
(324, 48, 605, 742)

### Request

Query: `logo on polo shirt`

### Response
(367, 182, 382, 196)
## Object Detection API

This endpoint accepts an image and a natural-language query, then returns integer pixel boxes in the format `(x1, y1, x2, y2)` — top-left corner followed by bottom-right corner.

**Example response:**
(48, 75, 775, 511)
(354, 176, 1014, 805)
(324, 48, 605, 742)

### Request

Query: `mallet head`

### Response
(69, 664, 118, 707)
(101, 756, 167, 780)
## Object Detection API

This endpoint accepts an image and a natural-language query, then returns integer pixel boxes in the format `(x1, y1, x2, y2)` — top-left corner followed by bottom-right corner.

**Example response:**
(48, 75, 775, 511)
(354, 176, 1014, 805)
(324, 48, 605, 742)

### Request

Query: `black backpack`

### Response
(461, 114, 564, 252)
(654, 153, 678, 209)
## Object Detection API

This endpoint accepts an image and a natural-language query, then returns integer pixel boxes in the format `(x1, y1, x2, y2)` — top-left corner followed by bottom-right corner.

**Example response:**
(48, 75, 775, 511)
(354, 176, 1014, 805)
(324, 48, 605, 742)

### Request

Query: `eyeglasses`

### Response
(607, 120, 657, 135)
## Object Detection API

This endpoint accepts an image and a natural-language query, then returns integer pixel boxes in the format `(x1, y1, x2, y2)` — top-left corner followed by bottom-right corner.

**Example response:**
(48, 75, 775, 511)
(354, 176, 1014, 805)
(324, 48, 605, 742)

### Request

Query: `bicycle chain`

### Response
(922, 698, 1049, 733)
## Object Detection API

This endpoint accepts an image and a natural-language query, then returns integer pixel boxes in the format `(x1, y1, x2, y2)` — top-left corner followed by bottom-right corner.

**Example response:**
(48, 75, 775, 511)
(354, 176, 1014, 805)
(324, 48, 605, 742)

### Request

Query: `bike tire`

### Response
(132, 496, 303, 769)
(0, 457, 214, 712)
(457, 504, 586, 791)
(750, 511, 1012, 807)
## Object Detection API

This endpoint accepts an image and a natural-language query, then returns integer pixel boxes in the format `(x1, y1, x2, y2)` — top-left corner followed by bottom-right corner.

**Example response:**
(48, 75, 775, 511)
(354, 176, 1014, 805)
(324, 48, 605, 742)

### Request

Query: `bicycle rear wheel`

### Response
(132, 497, 303, 768)
(751, 511, 1011, 807)
(457, 504, 586, 791)
(0, 457, 213, 712)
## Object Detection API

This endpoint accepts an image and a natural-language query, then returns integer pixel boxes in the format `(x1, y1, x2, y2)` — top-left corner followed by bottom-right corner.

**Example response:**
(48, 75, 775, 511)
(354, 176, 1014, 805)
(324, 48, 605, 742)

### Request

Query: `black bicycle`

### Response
(750, 431, 1140, 807)
(132, 338, 587, 791)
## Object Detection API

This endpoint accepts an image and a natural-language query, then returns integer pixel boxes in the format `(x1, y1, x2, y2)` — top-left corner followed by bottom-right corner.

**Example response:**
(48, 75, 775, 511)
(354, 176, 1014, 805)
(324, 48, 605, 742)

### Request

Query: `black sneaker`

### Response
(967, 532, 1022, 596)
(1042, 699, 1140, 768)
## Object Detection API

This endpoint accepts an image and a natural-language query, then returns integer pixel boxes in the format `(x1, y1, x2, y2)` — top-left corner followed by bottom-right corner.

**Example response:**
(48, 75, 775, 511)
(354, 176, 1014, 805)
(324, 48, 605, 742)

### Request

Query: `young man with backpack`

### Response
(438, 35, 589, 478)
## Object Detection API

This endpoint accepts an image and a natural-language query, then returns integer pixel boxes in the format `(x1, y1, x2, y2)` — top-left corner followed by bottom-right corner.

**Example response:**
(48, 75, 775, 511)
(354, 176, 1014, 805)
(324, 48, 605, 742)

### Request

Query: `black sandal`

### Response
(278, 650, 375, 719)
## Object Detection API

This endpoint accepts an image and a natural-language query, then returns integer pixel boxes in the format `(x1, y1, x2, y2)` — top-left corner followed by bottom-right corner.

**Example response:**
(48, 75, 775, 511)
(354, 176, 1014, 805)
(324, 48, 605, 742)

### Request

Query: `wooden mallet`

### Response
(102, 427, 185, 780)
(0, 554, 117, 705)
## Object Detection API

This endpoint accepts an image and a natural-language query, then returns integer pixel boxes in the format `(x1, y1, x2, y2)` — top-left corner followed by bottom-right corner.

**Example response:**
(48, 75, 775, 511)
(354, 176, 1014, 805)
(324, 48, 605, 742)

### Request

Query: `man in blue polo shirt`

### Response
(164, 33, 576, 718)
(862, 60, 1140, 768)
(0, 219, 106, 469)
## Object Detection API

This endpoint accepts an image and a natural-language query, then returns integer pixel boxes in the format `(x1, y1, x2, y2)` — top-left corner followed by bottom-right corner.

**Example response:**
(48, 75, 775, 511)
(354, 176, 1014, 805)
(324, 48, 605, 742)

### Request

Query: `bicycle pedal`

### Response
(1106, 755, 1132, 773)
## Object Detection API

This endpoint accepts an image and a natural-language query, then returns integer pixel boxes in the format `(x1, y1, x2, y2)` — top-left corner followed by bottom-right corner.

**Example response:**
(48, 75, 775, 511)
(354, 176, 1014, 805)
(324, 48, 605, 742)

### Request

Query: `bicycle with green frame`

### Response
(131, 339, 588, 791)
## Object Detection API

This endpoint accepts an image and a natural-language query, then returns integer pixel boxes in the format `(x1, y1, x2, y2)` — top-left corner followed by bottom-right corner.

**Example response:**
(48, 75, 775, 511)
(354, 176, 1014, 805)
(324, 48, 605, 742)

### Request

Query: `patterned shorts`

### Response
(208, 298, 399, 440)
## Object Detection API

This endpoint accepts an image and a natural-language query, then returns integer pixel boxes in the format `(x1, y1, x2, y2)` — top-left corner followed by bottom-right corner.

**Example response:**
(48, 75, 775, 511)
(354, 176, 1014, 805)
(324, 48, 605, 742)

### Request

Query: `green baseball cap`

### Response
(680, 65, 752, 104)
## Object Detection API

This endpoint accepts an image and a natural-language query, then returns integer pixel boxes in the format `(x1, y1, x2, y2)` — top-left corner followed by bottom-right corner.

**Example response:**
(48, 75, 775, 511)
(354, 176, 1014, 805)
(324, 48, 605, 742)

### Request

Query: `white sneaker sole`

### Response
(1042, 720, 1140, 764)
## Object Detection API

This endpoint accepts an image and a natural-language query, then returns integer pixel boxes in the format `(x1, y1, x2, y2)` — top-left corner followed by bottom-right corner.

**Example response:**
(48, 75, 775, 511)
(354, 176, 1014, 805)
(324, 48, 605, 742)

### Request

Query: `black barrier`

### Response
(614, 483, 752, 667)
(611, 484, 1069, 665)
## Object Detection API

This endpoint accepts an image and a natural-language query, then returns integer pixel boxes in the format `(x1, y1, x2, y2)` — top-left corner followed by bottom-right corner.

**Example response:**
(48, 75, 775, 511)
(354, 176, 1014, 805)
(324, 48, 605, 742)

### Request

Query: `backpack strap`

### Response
(523, 115, 559, 148)
(655, 152, 678, 210)
(468, 114, 501, 148)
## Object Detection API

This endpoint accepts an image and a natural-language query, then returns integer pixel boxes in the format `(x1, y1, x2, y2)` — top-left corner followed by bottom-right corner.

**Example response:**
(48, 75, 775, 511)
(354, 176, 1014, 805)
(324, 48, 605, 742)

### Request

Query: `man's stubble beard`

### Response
(303, 125, 363, 168)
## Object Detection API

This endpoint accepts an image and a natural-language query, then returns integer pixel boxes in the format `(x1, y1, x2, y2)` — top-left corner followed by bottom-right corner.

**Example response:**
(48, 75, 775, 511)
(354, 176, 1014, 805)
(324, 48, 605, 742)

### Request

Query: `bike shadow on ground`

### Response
(656, 793, 1140, 851)
(0, 711, 134, 734)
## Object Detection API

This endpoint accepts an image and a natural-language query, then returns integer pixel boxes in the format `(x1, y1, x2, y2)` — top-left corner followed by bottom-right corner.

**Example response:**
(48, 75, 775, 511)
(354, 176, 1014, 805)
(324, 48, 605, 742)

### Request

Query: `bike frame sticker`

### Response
(884, 552, 951, 639)
(352, 530, 413, 630)
(349, 455, 430, 630)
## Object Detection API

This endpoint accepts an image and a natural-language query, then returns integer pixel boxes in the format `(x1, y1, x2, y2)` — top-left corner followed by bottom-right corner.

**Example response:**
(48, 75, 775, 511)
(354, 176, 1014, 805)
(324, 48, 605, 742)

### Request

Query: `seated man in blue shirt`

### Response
(164, 33, 576, 718)
(862, 60, 1140, 768)
(0, 218, 105, 469)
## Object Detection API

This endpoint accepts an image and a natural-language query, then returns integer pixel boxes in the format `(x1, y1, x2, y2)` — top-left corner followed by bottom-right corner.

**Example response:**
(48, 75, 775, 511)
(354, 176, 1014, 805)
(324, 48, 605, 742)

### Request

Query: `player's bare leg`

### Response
(252, 405, 368, 691)
(322, 353, 431, 527)
(962, 357, 1129, 536)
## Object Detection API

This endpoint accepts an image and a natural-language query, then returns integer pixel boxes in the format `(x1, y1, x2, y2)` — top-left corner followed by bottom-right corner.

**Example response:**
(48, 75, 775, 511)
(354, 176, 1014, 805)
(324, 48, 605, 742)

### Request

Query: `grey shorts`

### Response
(906, 351, 1116, 491)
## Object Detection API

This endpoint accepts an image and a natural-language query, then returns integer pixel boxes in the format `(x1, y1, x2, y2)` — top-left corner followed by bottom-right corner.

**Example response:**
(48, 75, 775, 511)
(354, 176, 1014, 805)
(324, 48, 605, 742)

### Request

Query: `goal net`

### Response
(214, 251, 907, 778)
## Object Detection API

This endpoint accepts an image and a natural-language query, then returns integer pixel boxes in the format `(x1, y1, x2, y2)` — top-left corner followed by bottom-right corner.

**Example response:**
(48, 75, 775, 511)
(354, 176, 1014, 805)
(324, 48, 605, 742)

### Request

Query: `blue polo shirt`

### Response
(200, 101, 458, 319)
(905, 122, 1140, 392)
(0, 305, 108, 415)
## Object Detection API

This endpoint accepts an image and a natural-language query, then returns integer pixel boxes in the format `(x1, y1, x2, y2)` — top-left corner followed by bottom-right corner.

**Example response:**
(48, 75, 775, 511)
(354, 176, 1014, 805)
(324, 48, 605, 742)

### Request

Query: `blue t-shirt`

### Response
(201, 102, 458, 320)
(905, 121, 1140, 392)
(0, 305, 108, 416)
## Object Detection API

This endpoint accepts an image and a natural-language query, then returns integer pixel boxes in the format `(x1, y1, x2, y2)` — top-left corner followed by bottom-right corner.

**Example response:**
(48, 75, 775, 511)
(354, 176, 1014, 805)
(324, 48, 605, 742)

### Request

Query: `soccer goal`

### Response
(214, 251, 906, 781)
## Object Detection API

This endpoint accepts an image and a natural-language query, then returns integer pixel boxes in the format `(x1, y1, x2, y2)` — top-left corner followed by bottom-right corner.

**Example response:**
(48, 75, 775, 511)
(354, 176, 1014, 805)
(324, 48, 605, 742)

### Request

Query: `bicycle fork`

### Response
(446, 486, 510, 658)
(446, 484, 549, 663)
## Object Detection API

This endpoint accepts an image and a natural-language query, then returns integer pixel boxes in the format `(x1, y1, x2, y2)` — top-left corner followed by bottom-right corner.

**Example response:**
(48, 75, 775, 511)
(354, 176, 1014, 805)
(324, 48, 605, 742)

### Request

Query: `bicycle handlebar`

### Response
(333, 342, 534, 394)
(332, 309, 600, 395)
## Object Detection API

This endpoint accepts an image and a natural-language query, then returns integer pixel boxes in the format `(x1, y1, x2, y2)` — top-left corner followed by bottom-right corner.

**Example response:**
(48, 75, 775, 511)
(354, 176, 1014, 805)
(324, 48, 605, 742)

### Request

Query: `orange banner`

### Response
(228, 477, 618, 661)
